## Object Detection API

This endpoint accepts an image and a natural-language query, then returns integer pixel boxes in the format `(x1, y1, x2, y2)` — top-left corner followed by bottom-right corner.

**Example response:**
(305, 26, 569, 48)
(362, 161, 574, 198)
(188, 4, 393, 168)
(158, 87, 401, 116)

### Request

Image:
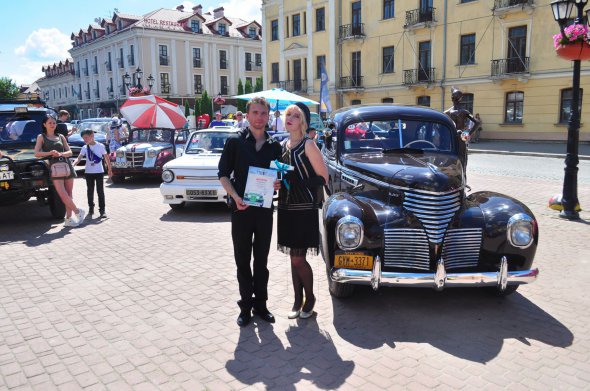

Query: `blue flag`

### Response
(319, 61, 332, 113)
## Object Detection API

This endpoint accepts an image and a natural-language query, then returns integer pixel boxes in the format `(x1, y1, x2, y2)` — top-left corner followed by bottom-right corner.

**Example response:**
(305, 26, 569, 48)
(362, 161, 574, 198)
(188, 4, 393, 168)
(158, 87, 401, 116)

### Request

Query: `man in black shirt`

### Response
(55, 110, 71, 138)
(218, 97, 282, 327)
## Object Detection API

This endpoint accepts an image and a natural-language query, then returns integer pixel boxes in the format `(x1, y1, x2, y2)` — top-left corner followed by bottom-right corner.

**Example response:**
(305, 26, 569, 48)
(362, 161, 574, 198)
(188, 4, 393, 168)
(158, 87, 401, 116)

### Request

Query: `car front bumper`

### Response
(331, 256, 539, 291)
(160, 182, 227, 204)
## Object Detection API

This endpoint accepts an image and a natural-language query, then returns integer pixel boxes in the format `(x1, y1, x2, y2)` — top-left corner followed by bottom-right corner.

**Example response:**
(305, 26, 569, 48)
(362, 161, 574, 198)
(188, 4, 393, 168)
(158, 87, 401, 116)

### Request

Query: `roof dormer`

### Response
(237, 21, 262, 39)
(206, 16, 232, 37)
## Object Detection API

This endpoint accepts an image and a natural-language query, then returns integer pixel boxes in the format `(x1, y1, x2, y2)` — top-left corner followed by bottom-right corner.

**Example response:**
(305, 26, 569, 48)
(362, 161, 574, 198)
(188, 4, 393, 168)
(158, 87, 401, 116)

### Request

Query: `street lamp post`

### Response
(551, 0, 587, 220)
(123, 67, 155, 94)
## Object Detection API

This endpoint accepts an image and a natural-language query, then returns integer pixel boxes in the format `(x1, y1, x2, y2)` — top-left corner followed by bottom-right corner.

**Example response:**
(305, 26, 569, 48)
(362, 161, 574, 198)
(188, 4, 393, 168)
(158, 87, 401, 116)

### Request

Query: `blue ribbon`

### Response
(272, 159, 290, 191)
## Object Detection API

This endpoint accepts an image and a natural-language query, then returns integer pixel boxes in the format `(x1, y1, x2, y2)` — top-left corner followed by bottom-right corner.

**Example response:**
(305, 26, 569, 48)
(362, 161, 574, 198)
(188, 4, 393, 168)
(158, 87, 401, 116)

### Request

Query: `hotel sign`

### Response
(143, 19, 185, 30)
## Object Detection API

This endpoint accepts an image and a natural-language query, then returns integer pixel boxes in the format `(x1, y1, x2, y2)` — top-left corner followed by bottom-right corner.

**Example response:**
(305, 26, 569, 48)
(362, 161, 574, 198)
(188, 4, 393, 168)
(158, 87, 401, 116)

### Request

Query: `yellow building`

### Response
(262, 0, 590, 141)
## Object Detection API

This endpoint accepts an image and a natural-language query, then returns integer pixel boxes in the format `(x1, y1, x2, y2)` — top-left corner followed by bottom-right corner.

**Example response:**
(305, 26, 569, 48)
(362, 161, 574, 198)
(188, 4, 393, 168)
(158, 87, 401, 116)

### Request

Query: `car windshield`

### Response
(0, 112, 44, 144)
(78, 122, 109, 134)
(186, 131, 234, 154)
(130, 129, 173, 143)
(341, 119, 454, 153)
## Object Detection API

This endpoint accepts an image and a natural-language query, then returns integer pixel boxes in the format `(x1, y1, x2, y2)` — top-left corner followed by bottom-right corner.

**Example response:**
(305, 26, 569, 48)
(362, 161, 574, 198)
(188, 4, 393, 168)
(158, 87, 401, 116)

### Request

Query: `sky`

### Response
(0, 0, 262, 87)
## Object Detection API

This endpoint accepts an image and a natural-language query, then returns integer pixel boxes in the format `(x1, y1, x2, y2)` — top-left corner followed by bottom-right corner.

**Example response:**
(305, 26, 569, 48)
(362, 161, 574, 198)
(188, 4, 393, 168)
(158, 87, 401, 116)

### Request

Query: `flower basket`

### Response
(556, 42, 590, 61)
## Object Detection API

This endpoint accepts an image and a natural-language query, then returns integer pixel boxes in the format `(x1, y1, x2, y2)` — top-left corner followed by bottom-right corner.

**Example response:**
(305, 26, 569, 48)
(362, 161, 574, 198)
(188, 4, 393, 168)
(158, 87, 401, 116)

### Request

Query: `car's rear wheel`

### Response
(110, 175, 125, 184)
(48, 187, 66, 219)
(169, 202, 185, 210)
(326, 263, 355, 298)
(486, 285, 519, 297)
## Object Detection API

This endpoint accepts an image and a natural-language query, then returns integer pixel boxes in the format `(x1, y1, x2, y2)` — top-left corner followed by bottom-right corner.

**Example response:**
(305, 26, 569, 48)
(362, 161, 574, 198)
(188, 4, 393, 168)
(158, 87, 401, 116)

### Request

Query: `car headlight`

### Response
(162, 170, 175, 183)
(507, 213, 535, 248)
(147, 150, 157, 158)
(116, 150, 125, 158)
(336, 216, 364, 250)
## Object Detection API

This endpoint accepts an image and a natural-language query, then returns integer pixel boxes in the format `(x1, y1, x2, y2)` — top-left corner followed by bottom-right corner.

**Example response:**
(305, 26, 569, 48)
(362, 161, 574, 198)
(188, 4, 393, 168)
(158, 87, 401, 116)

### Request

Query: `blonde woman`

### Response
(34, 115, 85, 227)
(277, 103, 328, 319)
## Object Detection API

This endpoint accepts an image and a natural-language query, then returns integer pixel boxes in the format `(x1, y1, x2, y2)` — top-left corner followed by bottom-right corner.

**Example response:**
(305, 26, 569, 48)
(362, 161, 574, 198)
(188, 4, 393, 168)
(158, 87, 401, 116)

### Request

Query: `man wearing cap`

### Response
(234, 111, 249, 130)
(218, 97, 282, 327)
(107, 118, 123, 153)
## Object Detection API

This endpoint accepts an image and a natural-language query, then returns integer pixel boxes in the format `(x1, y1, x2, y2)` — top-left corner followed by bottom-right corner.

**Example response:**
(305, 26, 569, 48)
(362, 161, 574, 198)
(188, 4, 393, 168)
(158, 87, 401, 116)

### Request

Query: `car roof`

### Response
(331, 104, 456, 129)
(200, 126, 240, 132)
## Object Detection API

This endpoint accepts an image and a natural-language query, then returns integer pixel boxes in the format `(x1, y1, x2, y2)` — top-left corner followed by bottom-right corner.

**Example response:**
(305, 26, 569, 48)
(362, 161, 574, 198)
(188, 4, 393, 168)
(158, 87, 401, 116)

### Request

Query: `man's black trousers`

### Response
(84, 173, 105, 213)
(231, 207, 274, 311)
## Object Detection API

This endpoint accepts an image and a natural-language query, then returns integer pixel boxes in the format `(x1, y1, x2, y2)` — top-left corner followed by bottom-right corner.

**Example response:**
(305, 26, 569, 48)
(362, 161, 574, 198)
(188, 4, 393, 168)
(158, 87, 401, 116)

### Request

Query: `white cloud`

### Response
(14, 28, 71, 60)
(180, 0, 262, 23)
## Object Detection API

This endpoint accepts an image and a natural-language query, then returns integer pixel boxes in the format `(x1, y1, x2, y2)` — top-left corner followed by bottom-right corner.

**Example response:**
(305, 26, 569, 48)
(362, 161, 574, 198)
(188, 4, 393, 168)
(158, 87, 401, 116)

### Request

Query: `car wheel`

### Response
(110, 175, 125, 184)
(326, 263, 355, 298)
(169, 202, 185, 210)
(48, 187, 66, 219)
(486, 285, 519, 297)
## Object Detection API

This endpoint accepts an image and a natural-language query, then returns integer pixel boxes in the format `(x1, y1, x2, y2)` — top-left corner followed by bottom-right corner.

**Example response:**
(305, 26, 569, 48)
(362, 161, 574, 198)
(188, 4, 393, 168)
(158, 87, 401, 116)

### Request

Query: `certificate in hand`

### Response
(243, 166, 277, 208)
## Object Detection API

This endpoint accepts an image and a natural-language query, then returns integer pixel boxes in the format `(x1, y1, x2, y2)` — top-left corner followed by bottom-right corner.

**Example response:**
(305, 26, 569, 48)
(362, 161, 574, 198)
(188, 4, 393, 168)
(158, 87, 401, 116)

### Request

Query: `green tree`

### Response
(0, 77, 20, 100)
(184, 100, 190, 117)
(236, 79, 246, 112)
(200, 90, 212, 117)
(244, 79, 253, 95)
(255, 77, 263, 93)
(194, 97, 201, 117)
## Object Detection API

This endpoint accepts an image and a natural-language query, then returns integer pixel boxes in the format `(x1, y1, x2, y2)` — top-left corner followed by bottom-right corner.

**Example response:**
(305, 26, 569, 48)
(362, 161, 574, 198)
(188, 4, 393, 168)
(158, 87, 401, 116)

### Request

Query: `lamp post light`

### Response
(551, 0, 587, 220)
(123, 67, 154, 94)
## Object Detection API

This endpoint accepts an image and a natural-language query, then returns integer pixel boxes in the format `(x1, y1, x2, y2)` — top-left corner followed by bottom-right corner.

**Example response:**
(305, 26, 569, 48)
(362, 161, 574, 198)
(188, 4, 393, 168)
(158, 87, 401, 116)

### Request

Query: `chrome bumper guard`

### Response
(331, 256, 539, 291)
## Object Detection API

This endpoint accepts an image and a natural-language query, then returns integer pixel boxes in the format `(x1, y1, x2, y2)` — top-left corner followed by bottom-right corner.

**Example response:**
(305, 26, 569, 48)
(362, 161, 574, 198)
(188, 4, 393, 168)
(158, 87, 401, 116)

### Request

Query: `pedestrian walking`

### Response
(278, 103, 328, 319)
(271, 110, 285, 132)
(218, 97, 282, 327)
(106, 117, 123, 153)
(55, 110, 72, 138)
(72, 129, 112, 218)
(34, 115, 85, 227)
(472, 113, 483, 143)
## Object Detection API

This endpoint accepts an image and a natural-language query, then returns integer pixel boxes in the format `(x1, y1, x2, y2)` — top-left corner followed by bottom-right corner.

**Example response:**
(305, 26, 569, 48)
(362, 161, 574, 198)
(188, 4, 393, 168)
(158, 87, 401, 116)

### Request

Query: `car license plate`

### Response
(0, 171, 14, 180)
(334, 253, 374, 270)
(113, 161, 131, 168)
(186, 189, 217, 197)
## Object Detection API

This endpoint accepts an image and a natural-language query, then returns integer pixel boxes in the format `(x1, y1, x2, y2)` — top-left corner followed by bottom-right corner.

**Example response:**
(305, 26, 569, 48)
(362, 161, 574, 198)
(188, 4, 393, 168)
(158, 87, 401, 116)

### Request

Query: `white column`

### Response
(203, 42, 210, 93)
(238, 46, 245, 87)
(306, 0, 314, 93)
(278, 3, 285, 81)
(171, 39, 178, 95)
(185, 40, 191, 96)
(229, 45, 235, 96)
(211, 42, 218, 95)
(262, 3, 268, 89)
(328, 0, 336, 90)
(150, 38, 157, 94)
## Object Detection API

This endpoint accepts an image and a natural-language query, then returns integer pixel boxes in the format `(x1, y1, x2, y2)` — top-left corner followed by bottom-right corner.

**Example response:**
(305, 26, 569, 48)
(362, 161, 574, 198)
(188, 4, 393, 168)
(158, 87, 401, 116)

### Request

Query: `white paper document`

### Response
(243, 166, 277, 208)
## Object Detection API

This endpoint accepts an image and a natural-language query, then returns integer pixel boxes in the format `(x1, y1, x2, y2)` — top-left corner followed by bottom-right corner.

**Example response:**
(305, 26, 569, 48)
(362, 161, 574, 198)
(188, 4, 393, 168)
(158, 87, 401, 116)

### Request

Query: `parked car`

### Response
(110, 127, 189, 183)
(160, 126, 240, 209)
(321, 104, 539, 298)
(67, 119, 109, 165)
(0, 102, 66, 218)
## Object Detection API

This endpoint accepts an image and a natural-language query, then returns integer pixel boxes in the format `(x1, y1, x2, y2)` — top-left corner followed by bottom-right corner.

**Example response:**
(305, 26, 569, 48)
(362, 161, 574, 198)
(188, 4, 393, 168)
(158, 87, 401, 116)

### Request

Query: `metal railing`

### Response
(276, 79, 308, 92)
(339, 23, 365, 40)
(220, 59, 227, 69)
(252, 65, 262, 72)
(403, 68, 436, 85)
(193, 58, 201, 68)
(160, 56, 169, 66)
(338, 76, 364, 90)
(491, 57, 530, 77)
(194, 84, 202, 94)
(494, 0, 533, 9)
(405, 7, 436, 27)
(220, 85, 228, 95)
(161, 84, 170, 94)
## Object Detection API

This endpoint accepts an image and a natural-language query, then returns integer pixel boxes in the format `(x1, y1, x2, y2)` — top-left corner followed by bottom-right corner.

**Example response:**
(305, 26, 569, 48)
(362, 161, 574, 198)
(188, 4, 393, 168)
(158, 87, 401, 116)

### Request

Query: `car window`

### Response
(131, 129, 173, 142)
(186, 131, 233, 154)
(342, 119, 453, 153)
(0, 113, 43, 143)
(79, 122, 109, 134)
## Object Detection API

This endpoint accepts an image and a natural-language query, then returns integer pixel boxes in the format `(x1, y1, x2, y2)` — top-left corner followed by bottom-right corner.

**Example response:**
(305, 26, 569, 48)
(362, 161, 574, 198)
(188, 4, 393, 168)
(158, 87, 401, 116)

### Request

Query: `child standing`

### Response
(72, 129, 112, 218)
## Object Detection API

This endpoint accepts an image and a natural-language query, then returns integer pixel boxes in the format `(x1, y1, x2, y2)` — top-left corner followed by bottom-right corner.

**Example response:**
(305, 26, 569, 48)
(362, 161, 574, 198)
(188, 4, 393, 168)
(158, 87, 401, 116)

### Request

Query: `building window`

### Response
(460, 34, 476, 65)
(220, 50, 227, 69)
(384, 0, 395, 19)
(93, 56, 98, 74)
(417, 96, 430, 106)
(382, 46, 394, 74)
(129, 45, 135, 66)
(95, 80, 100, 98)
(246, 53, 252, 71)
(191, 20, 200, 33)
(271, 63, 279, 83)
(194, 75, 202, 94)
(461, 93, 474, 114)
(159, 45, 169, 66)
(218, 23, 227, 36)
(382, 98, 394, 103)
(461, 0, 476, 3)
(106, 53, 112, 72)
(285, 16, 290, 37)
(249, 26, 257, 38)
(220, 76, 228, 95)
(118, 48, 123, 68)
(84, 59, 88, 76)
(255, 53, 262, 67)
(505, 91, 524, 123)
(316, 8, 325, 31)
(560, 88, 583, 123)
(271, 20, 279, 41)
(316, 55, 326, 79)
(351, 99, 361, 105)
(160, 73, 170, 94)
(193, 48, 201, 68)
(293, 14, 301, 37)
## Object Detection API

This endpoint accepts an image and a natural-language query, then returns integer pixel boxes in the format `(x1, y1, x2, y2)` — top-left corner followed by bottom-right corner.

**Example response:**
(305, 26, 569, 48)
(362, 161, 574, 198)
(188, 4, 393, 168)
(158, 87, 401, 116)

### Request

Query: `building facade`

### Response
(262, 0, 590, 141)
(38, 5, 262, 119)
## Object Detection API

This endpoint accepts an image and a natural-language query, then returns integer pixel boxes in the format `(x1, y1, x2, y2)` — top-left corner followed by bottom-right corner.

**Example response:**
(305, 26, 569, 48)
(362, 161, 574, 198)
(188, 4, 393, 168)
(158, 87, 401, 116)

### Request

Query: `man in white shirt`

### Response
(271, 110, 284, 132)
(234, 111, 249, 130)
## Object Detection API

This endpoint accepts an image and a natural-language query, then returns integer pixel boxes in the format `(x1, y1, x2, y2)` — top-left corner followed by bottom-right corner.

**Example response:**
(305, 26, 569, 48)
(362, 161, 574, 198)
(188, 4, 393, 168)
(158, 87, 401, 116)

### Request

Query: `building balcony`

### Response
(339, 23, 365, 41)
(161, 84, 170, 94)
(491, 57, 530, 78)
(194, 84, 202, 94)
(252, 64, 262, 72)
(160, 56, 169, 66)
(276, 79, 307, 93)
(221, 86, 229, 95)
(493, 0, 534, 16)
(337, 76, 364, 91)
(403, 68, 436, 85)
(404, 7, 436, 29)
(193, 58, 201, 68)
(220, 59, 228, 69)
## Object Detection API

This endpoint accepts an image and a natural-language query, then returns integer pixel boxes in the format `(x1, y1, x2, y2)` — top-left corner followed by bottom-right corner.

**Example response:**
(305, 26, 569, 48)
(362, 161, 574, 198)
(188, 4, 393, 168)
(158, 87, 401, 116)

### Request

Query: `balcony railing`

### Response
(403, 68, 436, 85)
(85, 91, 90, 100)
(276, 79, 308, 93)
(252, 65, 262, 72)
(160, 56, 169, 66)
(405, 7, 436, 28)
(220, 59, 227, 69)
(246, 63, 252, 71)
(194, 84, 202, 94)
(221, 85, 228, 95)
(339, 23, 365, 41)
(494, 0, 533, 10)
(161, 84, 170, 94)
(338, 76, 364, 90)
(491, 57, 530, 77)
(193, 58, 201, 68)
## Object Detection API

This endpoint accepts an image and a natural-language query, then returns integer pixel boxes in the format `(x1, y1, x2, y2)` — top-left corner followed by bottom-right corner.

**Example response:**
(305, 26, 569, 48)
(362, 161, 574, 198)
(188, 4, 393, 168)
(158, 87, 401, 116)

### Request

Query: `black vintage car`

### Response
(321, 104, 539, 298)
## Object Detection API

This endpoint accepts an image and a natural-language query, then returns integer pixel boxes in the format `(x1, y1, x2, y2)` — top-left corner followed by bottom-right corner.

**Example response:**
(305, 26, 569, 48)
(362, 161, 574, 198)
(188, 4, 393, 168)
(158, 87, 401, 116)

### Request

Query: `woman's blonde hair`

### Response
(284, 104, 308, 139)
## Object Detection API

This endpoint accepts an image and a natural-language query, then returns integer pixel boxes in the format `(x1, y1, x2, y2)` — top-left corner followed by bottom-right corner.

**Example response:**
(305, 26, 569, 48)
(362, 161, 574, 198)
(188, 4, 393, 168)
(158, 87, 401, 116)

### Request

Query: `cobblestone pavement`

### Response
(0, 167, 589, 390)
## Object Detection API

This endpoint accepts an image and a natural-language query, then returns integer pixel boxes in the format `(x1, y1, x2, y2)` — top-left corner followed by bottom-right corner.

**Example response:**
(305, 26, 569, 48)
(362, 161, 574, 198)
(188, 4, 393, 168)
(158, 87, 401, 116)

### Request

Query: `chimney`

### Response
(192, 4, 203, 15)
(176, 5, 184, 11)
(213, 7, 224, 19)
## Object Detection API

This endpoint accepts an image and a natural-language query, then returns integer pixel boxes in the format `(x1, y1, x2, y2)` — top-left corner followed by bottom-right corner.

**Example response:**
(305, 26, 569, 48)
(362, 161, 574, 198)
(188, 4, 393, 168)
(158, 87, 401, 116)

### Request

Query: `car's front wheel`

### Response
(169, 202, 185, 210)
(326, 263, 355, 298)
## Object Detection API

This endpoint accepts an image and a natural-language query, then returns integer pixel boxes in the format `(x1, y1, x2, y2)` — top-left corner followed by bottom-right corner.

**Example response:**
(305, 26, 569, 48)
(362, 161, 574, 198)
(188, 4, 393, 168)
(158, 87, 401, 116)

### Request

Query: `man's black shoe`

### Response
(237, 310, 251, 327)
(253, 308, 275, 323)
(88, 208, 94, 215)
(99, 212, 107, 219)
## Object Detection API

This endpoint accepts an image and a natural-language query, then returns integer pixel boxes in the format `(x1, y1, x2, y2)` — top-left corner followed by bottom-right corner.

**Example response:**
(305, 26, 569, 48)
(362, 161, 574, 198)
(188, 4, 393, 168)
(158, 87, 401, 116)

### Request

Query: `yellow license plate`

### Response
(334, 253, 374, 270)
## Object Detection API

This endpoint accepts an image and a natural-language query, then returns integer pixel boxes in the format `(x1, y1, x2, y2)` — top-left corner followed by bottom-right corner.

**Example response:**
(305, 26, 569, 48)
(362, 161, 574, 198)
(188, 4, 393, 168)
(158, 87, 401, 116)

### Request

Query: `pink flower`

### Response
(553, 23, 590, 48)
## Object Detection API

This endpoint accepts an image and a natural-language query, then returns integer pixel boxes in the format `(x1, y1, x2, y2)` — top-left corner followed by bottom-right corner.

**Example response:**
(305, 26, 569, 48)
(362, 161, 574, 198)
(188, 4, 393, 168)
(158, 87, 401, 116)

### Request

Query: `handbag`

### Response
(50, 157, 71, 179)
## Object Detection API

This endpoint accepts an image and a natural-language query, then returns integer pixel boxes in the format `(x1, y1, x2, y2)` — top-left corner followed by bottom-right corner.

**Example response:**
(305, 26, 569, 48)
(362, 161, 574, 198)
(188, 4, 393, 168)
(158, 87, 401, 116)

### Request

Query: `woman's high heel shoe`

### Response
(299, 295, 315, 319)
(288, 298, 304, 319)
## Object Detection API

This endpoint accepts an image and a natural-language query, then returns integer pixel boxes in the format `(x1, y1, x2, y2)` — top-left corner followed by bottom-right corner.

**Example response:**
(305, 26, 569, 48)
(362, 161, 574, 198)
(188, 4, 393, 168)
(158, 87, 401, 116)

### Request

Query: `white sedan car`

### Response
(160, 127, 239, 209)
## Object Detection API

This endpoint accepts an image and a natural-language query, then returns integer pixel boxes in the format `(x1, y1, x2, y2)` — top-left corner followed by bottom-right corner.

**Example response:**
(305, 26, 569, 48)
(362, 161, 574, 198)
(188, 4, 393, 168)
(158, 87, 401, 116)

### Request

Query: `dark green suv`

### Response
(0, 101, 66, 219)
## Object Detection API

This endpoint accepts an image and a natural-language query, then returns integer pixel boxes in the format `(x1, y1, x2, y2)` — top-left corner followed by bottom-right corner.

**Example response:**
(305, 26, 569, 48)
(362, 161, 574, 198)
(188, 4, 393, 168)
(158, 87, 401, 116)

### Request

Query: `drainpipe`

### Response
(440, 0, 448, 111)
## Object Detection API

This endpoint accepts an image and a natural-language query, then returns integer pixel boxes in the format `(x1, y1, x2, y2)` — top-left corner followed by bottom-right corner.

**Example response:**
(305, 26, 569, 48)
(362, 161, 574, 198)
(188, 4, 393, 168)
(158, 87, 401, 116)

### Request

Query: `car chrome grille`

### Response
(126, 152, 145, 168)
(403, 190, 462, 244)
(442, 228, 482, 270)
(383, 228, 482, 271)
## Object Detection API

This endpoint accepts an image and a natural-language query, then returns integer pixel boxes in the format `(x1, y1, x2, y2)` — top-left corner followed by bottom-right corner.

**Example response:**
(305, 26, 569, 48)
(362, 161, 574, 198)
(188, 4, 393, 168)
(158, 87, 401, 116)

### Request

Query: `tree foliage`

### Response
(184, 100, 190, 117)
(255, 77, 263, 93)
(244, 79, 253, 95)
(200, 90, 212, 117)
(0, 77, 20, 100)
(194, 96, 201, 117)
(237, 79, 246, 112)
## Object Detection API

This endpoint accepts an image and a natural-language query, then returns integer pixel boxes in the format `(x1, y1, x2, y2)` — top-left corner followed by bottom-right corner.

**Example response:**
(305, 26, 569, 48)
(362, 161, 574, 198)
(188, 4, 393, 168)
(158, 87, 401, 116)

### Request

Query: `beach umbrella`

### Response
(120, 95, 187, 129)
(233, 88, 318, 111)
